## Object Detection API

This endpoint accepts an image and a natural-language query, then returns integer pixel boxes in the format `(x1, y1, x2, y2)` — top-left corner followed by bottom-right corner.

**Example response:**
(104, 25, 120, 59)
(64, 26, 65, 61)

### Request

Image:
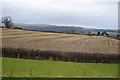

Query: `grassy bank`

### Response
(2, 57, 119, 78)
(2, 77, 119, 80)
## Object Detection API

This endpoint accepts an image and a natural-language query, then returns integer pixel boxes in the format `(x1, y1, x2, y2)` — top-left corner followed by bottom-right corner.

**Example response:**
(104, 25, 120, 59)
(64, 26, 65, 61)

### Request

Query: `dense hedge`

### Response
(2, 47, 120, 63)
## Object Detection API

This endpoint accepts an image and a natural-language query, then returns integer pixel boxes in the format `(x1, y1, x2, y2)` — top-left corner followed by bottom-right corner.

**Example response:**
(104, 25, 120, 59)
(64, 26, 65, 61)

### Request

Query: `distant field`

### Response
(2, 57, 119, 78)
(2, 28, 119, 54)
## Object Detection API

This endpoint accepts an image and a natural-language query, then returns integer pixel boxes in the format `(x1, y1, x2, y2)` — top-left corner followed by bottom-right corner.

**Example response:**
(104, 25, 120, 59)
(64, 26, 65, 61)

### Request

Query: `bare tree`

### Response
(1, 16, 13, 28)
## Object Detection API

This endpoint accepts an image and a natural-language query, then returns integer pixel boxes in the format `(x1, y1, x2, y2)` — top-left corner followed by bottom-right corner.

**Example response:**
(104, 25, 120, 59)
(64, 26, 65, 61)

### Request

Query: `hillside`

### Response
(14, 23, 86, 33)
(13, 23, 119, 35)
(2, 28, 119, 54)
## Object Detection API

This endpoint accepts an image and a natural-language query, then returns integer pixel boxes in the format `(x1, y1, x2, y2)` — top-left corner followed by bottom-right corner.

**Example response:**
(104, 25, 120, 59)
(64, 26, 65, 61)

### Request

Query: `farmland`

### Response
(1, 28, 119, 79)
(2, 28, 119, 54)
(2, 57, 119, 78)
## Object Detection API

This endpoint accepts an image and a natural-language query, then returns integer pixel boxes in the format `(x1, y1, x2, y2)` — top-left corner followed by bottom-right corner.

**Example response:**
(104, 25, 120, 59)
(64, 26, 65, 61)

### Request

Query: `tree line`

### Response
(2, 47, 120, 63)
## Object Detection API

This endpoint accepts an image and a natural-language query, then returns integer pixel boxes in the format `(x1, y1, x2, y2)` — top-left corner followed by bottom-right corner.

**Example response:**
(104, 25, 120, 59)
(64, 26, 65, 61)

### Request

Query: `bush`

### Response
(2, 47, 120, 63)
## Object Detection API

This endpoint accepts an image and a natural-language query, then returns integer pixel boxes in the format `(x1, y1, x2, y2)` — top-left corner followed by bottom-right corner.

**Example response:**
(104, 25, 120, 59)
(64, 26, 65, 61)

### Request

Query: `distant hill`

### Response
(14, 23, 87, 33)
(1, 23, 119, 35)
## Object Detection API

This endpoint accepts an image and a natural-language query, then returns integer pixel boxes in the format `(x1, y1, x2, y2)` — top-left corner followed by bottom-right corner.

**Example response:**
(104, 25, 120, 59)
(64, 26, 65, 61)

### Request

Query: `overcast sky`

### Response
(1, 0, 119, 29)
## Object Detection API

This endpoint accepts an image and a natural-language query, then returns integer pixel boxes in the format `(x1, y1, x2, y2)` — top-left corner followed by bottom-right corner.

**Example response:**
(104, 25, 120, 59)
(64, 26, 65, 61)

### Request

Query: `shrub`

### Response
(2, 47, 120, 63)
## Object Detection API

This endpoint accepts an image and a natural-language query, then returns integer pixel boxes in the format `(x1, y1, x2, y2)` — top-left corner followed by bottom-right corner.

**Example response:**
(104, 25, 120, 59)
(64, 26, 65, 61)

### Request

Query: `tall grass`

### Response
(2, 47, 120, 63)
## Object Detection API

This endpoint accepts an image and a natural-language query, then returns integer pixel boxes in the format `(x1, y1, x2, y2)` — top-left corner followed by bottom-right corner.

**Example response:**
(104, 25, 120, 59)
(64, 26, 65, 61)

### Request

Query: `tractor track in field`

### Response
(2, 28, 119, 54)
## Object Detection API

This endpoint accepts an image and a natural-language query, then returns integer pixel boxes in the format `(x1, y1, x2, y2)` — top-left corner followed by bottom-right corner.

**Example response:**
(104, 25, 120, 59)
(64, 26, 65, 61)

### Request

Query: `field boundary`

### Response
(2, 47, 120, 63)
(2, 77, 119, 80)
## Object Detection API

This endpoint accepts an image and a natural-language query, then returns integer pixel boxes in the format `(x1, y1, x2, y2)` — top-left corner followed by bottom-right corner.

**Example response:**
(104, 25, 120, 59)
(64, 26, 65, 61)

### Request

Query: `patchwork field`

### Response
(2, 28, 119, 54)
(1, 28, 119, 79)
(2, 57, 119, 78)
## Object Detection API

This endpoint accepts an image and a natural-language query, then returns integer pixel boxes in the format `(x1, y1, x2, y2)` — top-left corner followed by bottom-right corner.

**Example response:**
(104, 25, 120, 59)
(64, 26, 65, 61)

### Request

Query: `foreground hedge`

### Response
(2, 47, 120, 63)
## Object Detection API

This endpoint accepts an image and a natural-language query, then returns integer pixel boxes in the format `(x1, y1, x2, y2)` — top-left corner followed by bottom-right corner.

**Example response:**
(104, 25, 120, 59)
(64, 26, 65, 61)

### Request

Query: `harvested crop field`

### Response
(2, 28, 119, 54)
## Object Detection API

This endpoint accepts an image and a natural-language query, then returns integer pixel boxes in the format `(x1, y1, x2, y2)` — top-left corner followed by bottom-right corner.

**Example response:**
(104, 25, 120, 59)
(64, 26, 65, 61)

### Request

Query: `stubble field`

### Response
(2, 28, 119, 54)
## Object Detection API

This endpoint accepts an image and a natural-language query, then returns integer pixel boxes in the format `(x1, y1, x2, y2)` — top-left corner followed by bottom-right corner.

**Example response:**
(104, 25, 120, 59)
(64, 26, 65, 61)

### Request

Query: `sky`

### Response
(1, 0, 119, 29)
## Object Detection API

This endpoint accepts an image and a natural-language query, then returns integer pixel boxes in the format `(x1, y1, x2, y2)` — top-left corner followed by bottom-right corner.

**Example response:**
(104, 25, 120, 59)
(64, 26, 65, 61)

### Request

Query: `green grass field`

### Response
(2, 57, 119, 78)
(2, 77, 119, 80)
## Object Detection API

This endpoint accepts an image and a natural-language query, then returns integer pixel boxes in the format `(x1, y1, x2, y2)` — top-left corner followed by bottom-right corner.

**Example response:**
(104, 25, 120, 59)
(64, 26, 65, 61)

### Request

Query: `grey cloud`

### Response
(2, 0, 118, 29)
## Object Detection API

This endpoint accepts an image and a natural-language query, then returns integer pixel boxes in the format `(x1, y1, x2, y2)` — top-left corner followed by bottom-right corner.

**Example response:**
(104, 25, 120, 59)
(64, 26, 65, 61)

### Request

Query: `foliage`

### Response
(2, 47, 120, 63)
